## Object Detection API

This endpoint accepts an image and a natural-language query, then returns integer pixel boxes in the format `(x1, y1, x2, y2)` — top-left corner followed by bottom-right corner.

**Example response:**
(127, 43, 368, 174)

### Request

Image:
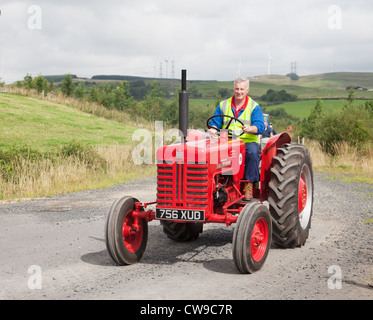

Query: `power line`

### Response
(164, 59, 168, 79)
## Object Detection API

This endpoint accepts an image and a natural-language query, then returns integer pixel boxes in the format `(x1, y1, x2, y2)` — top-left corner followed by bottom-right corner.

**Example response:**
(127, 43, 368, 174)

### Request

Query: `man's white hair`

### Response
(234, 77, 250, 89)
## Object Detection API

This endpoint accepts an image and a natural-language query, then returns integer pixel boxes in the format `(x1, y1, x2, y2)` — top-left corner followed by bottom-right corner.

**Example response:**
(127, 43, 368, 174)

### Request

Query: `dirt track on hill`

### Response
(0, 173, 372, 301)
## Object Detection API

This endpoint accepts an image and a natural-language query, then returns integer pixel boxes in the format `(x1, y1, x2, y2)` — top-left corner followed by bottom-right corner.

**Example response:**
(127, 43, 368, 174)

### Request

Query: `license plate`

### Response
(156, 208, 205, 222)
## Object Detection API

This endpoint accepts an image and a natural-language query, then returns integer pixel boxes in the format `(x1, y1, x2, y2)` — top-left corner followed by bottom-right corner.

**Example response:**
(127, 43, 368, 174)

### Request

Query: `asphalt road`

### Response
(0, 173, 372, 300)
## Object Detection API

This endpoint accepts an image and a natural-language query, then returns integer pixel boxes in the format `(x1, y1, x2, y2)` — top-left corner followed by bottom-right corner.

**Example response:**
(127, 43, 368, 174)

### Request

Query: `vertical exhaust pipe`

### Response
(179, 69, 189, 143)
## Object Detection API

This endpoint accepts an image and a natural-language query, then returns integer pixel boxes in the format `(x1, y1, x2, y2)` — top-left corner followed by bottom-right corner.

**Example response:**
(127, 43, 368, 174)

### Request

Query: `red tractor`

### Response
(105, 71, 314, 274)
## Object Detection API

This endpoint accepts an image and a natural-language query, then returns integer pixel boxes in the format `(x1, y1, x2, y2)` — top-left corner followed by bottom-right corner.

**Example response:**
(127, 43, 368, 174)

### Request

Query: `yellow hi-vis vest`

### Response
(220, 97, 260, 144)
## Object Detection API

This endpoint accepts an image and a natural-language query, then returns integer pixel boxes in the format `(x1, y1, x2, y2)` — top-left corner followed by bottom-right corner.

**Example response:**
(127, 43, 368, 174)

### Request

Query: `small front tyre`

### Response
(232, 202, 272, 274)
(105, 196, 148, 265)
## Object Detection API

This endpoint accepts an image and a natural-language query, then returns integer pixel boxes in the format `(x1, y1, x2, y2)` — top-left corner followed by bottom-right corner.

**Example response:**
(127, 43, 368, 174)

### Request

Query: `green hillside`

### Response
(0, 93, 138, 151)
(0, 92, 157, 200)
(248, 72, 373, 100)
(264, 99, 366, 119)
(32, 71, 373, 101)
(182, 72, 373, 107)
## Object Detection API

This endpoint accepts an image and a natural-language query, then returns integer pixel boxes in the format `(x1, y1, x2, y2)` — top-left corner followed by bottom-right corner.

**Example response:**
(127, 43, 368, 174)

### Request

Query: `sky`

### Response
(0, 0, 373, 84)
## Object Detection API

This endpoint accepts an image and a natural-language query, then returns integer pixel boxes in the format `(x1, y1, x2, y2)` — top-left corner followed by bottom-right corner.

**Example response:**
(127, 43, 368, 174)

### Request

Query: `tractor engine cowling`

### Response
(156, 130, 245, 220)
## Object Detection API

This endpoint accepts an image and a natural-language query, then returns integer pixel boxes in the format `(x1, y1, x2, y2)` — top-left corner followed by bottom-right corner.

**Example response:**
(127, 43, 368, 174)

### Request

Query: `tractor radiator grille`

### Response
(157, 162, 208, 208)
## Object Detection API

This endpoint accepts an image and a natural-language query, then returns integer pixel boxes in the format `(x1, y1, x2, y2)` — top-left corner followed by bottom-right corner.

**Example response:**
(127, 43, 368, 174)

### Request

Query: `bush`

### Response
(261, 89, 297, 104)
(0, 146, 44, 181)
(302, 99, 373, 155)
(300, 99, 323, 138)
(61, 74, 75, 96)
(0, 142, 107, 184)
(59, 141, 106, 169)
(286, 73, 299, 81)
(365, 100, 373, 114)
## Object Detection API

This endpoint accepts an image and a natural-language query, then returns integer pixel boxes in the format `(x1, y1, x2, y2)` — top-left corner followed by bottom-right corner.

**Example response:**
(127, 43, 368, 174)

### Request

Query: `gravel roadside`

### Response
(0, 172, 372, 300)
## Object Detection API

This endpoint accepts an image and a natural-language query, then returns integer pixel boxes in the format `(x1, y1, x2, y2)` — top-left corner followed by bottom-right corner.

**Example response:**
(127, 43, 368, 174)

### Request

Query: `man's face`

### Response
(234, 82, 249, 101)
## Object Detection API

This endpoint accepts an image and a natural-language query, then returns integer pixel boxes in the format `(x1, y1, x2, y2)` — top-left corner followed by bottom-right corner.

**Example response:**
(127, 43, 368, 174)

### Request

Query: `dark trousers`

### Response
(244, 142, 260, 183)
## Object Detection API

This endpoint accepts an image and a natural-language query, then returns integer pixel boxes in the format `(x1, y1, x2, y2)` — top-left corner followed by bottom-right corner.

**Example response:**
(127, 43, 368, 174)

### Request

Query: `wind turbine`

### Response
(267, 51, 274, 75)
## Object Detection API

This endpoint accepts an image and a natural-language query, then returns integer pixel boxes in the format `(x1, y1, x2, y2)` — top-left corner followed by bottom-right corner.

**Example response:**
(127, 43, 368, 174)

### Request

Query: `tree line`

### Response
(14, 74, 181, 126)
(261, 89, 297, 104)
(14, 74, 223, 128)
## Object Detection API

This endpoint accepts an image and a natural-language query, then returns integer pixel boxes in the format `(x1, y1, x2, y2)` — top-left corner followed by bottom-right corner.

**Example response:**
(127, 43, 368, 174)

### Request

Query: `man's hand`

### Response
(242, 125, 258, 134)
(207, 128, 218, 135)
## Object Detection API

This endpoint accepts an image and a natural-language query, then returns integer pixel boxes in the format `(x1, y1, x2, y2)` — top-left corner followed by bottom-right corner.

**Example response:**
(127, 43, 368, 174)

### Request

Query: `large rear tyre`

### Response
(105, 196, 148, 265)
(268, 143, 314, 248)
(232, 202, 272, 274)
(161, 221, 203, 242)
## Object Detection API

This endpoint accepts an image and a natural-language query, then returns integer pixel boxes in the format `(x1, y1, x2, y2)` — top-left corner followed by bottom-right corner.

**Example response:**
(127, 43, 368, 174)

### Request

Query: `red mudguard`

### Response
(260, 133, 292, 201)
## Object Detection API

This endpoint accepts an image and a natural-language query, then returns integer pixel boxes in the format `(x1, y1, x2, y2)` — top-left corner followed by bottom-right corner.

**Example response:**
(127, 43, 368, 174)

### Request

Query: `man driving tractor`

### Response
(105, 71, 314, 274)
(207, 77, 265, 200)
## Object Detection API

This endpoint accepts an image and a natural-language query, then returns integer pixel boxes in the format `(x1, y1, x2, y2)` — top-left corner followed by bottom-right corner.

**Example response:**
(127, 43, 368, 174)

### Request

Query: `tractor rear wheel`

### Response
(268, 143, 314, 248)
(105, 196, 148, 265)
(161, 221, 203, 242)
(232, 202, 272, 274)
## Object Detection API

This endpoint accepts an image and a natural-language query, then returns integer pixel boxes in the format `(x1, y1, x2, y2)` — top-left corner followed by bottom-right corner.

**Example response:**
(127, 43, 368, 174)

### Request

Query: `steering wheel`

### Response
(206, 115, 246, 137)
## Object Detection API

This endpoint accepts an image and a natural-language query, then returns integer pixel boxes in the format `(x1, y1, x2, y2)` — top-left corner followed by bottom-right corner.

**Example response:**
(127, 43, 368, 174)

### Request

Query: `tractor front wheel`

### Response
(232, 202, 272, 274)
(105, 196, 148, 265)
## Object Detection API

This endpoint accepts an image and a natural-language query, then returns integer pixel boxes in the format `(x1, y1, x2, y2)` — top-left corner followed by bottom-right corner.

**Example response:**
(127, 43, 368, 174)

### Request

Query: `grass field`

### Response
(0, 92, 156, 200)
(0, 93, 138, 151)
(264, 99, 367, 119)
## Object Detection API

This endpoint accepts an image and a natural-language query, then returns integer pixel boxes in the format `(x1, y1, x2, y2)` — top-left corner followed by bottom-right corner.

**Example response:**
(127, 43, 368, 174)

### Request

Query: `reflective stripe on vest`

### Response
(220, 97, 259, 144)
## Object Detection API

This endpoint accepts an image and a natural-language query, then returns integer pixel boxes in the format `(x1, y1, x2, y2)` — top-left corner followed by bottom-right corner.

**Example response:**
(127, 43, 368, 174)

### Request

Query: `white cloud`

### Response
(0, 0, 373, 83)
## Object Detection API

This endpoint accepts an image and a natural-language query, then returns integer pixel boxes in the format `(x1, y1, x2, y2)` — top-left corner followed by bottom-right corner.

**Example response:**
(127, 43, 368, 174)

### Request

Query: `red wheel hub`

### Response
(122, 212, 143, 253)
(250, 218, 269, 262)
(298, 172, 308, 214)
